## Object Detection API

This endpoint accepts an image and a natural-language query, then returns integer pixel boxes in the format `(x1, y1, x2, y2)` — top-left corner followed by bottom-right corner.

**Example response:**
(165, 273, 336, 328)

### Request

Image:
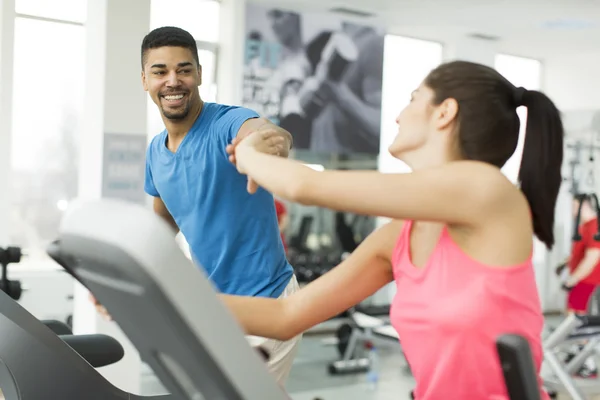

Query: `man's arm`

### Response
(153, 196, 179, 233)
(566, 248, 600, 287)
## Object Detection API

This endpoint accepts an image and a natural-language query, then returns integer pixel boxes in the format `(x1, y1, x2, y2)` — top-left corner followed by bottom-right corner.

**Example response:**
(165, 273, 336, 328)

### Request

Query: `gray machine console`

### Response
(53, 198, 289, 400)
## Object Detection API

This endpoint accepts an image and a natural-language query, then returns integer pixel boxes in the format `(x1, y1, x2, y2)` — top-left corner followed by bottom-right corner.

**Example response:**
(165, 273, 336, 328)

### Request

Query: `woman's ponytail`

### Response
(517, 88, 564, 249)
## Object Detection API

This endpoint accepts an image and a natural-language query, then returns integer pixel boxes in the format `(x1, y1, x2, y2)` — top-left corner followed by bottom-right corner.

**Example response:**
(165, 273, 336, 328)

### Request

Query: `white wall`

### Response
(0, 0, 15, 247)
(444, 36, 497, 68)
(545, 51, 600, 110)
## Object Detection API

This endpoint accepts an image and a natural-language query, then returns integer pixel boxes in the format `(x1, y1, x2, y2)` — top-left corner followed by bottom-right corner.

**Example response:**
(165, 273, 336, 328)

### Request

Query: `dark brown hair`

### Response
(141, 26, 199, 69)
(425, 60, 564, 249)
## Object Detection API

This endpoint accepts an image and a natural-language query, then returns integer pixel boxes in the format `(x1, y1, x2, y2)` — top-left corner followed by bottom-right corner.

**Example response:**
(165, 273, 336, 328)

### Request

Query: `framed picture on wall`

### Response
(242, 3, 385, 155)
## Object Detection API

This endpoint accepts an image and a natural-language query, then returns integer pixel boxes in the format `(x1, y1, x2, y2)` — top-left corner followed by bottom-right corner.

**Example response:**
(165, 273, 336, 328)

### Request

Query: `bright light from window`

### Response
(495, 54, 542, 184)
(56, 199, 69, 211)
(303, 164, 325, 172)
(150, 0, 220, 42)
(9, 17, 84, 267)
(378, 35, 443, 175)
(16, 0, 86, 23)
(11, 17, 85, 171)
(376, 34, 443, 303)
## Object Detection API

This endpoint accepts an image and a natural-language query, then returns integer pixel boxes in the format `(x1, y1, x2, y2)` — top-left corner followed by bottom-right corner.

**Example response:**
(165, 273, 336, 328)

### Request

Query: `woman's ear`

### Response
(434, 97, 459, 130)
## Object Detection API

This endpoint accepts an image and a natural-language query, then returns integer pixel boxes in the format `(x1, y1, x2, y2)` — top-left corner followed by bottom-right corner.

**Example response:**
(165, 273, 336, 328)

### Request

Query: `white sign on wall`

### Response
(102, 133, 147, 204)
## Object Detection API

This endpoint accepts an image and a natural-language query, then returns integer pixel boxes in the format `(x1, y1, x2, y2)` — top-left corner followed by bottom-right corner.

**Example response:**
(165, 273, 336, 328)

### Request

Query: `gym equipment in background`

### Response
(288, 212, 373, 285)
(287, 215, 340, 284)
(328, 308, 402, 375)
(0, 246, 24, 300)
(329, 307, 400, 375)
(542, 313, 600, 399)
(50, 198, 290, 400)
(572, 192, 600, 241)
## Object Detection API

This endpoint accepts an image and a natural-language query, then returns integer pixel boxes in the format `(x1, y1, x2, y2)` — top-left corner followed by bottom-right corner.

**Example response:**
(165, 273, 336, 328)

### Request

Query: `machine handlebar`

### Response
(61, 334, 125, 368)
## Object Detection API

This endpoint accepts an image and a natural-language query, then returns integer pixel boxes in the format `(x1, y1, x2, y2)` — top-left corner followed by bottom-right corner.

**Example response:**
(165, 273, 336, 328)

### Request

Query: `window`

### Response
(494, 54, 542, 184)
(16, 0, 86, 23)
(198, 48, 218, 102)
(378, 35, 444, 175)
(9, 17, 85, 264)
(375, 35, 443, 304)
(150, 0, 220, 43)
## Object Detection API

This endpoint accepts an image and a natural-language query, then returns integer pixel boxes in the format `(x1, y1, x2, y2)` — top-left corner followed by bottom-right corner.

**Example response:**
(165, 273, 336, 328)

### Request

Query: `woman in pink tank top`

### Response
(221, 60, 564, 399)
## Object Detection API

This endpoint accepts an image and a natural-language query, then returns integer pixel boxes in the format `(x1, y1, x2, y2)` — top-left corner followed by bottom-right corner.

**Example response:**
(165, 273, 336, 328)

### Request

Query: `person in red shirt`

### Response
(563, 194, 600, 313)
(274, 199, 289, 253)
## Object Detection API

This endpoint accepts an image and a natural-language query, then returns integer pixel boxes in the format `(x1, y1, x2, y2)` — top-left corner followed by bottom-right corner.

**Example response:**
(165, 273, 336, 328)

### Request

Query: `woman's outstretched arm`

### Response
(220, 220, 400, 341)
(231, 135, 516, 228)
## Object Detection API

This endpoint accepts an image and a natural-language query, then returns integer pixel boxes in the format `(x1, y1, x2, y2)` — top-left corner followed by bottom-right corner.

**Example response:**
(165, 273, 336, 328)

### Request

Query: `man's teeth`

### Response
(164, 94, 184, 100)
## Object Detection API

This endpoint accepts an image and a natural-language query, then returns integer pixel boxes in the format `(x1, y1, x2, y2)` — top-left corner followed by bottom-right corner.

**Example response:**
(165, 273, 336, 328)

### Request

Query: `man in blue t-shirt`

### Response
(139, 26, 300, 384)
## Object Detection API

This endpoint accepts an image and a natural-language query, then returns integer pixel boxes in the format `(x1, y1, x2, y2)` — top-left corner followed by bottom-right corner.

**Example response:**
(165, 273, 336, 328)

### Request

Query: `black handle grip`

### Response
(496, 334, 541, 400)
(61, 334, 125, 368)
(42, 320, 73, 335)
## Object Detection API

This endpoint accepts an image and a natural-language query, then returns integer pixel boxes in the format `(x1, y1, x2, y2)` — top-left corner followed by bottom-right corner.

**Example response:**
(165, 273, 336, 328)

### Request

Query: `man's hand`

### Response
(89, 293, 112, 321)
(226, 120, 292, 194)
(227, 130, 286, 172)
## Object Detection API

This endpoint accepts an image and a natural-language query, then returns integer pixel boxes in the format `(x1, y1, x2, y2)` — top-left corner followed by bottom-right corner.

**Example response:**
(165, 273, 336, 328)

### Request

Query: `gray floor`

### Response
(286, 334, 414, 400)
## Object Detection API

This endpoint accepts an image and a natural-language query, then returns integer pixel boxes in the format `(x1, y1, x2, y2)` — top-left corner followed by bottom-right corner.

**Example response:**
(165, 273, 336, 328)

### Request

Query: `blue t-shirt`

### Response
(144, 102, 294, 298)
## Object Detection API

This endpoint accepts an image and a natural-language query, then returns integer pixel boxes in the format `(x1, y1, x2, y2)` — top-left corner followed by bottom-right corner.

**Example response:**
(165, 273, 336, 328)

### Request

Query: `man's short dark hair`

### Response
(141, 26, 199, 69)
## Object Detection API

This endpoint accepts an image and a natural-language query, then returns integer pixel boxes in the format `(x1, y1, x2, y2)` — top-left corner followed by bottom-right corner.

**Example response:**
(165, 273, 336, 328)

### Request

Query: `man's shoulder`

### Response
(198, 103, 261, 141)
(203, 102, 260, 122)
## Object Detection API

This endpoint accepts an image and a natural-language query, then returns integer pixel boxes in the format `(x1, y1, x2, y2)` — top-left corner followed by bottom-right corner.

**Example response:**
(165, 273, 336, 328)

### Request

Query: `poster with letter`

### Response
(243, 4, 385, 155)
(102, 132, 148, 204)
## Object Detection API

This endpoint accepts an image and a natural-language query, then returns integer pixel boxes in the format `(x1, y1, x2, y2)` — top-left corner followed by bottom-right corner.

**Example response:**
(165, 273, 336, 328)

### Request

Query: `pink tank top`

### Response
(389, 220, 548, 400)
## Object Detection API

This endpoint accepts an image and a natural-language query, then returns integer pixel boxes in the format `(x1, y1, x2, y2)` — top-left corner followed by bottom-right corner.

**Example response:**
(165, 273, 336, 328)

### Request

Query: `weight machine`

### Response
(0, 246, 24, 300)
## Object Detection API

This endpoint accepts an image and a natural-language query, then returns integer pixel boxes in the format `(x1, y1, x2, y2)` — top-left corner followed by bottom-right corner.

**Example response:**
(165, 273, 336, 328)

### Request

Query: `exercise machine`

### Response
(542, 313, 600, 399)
(0, 288, 149, 399)
(43, 198, 549, 400)
(49, 198, 290, 400)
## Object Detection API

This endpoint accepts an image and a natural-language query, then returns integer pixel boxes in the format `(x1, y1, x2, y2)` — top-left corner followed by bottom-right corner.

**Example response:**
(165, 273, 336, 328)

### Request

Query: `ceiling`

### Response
(249, 0, 600, 60)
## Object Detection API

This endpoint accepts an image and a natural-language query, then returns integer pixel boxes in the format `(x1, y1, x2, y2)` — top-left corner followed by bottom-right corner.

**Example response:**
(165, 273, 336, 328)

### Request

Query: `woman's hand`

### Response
(230, 130, 287, 174)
